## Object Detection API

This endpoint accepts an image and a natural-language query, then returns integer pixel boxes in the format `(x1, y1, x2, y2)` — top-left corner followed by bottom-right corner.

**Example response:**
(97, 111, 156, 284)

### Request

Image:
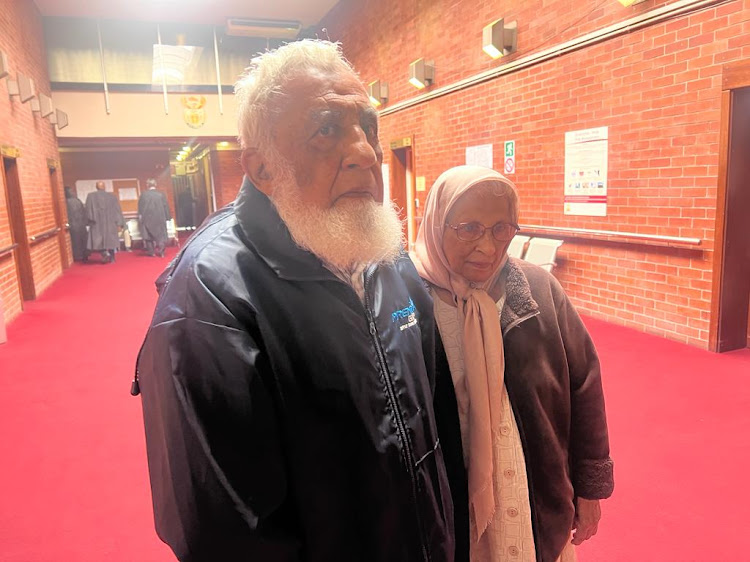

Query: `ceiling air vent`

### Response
(225, 18, 302, 39)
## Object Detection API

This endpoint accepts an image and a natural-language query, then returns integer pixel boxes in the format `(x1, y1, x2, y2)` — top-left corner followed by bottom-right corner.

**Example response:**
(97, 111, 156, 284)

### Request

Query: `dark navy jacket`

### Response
(136, 179, 457, 561)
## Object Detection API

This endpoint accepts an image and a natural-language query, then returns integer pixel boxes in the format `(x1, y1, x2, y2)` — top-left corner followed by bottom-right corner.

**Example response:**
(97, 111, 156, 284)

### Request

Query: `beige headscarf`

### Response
(413, 165, 518, 543)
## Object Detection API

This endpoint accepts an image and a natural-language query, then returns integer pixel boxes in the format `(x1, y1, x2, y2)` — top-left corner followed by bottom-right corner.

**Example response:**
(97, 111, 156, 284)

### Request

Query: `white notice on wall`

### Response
(465, 144, 493, 169)
(564, 127, 608, 216)
(118, 188, 138, 201)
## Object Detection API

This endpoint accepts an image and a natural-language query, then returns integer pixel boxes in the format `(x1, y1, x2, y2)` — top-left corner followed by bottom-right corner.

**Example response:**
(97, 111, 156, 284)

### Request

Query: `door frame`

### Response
(709, 59, 750, 351)
(47, 160, 71, 269)
(389, 137, 416, 251)
(1, 153, 36, 301)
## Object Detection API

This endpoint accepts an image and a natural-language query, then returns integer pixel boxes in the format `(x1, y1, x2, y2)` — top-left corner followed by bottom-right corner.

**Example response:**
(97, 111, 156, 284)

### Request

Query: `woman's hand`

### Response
(571, 497, 601, 545)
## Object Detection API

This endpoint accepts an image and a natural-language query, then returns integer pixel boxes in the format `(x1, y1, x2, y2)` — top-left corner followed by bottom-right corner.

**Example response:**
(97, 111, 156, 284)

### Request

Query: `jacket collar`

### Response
(499, 257, 539, 331)
(233, 176, 338, 282)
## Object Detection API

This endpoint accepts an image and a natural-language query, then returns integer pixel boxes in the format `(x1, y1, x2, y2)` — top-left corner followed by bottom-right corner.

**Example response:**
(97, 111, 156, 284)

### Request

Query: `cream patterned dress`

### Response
(434, 294, 577, 562)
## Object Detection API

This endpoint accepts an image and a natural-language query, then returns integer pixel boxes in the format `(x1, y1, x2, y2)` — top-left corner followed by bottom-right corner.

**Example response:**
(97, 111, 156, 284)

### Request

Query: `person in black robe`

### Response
(138, 178, 172, 257)
(64, 186, 87, 262)
(85, 181, 124, 263)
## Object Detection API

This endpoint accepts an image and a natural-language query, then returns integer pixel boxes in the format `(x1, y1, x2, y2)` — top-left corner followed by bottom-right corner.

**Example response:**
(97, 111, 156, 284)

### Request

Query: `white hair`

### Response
(235, 40, 357, 150)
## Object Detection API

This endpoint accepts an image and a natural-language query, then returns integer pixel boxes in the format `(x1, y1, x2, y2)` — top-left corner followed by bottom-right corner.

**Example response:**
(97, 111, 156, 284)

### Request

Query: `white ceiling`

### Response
(34, 0, 340, 27)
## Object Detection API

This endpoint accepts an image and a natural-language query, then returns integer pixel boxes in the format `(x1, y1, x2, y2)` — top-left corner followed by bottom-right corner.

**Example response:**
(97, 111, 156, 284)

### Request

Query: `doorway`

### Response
(1, 156, 35, 301)
(48, 164, 70, 269)
(390, 140, 416, 251)
(711, 61, 750, 352)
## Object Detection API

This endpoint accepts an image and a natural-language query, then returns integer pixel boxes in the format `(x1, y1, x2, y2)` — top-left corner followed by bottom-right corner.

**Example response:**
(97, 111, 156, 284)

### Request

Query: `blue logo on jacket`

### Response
(392, 298, 417, 331)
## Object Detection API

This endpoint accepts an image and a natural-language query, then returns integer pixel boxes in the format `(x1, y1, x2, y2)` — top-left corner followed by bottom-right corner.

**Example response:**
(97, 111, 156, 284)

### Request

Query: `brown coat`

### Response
(435, 257, 614, 562)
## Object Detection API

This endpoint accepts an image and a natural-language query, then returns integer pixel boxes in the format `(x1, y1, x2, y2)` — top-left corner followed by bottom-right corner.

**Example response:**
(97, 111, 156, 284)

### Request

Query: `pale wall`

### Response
(51, 91, 240, 138)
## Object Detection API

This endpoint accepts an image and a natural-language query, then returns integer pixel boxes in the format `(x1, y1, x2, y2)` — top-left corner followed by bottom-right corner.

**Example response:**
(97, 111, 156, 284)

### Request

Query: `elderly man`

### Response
(134, 40, 459, 561)
(85, 180, 124, 263)
(138, 178, 172, 257)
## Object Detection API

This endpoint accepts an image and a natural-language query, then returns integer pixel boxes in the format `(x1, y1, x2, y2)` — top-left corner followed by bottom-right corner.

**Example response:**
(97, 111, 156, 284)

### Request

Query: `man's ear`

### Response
(241, 148, 274, 196)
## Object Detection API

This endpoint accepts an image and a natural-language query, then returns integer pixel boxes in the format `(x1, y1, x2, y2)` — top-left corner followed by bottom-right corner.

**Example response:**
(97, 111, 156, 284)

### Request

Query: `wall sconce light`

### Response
(31, 93, 54, 118)
(368, 80, 389, 107)
(7, 72, 35, 103)
(0, 51, 9, 79)
(409, 59, 435, 90)
(48, 109, 68, 129)
(482, 18, 518, 59)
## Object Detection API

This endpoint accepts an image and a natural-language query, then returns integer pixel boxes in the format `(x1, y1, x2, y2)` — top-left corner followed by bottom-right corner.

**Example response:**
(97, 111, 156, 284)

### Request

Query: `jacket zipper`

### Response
(363, 268, 430, 562)
(503, 309, 540, 336)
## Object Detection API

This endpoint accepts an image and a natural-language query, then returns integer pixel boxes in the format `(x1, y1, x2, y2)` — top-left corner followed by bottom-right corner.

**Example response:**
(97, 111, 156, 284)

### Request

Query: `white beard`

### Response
(269, 163, 404, 272)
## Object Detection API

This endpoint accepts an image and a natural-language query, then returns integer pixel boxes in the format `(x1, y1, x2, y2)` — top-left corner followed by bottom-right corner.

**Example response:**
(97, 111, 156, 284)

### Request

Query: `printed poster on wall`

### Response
(465, 144, 493, 169)
(118, 188, 138, 201)
(564, 126, 608, 216)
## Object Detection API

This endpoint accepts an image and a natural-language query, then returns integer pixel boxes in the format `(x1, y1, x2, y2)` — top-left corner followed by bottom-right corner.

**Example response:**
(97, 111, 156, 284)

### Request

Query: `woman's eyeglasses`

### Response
(445, 221, 520, 242)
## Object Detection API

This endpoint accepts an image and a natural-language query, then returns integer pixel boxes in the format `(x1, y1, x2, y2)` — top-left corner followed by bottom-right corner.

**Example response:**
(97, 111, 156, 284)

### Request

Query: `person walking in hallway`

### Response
(64, 186, 87, 262)
(84, 181, 124, 263)
(138, 178, 171, 257)
(134, 40, 459, 562)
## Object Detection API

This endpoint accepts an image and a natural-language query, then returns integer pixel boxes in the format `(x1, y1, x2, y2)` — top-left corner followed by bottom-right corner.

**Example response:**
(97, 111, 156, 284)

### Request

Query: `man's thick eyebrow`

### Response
(360, 107, 378, 123)
(307, 108, 341, 124)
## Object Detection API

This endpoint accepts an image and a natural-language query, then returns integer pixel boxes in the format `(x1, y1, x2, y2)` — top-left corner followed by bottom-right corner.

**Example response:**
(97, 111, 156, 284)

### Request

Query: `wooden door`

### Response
(48, 165, 70, 269)
(1, 156, 35, 301)
(711, 61, 750, 352)
(112, 179, 140, 214)
(390, 143, 416, 250)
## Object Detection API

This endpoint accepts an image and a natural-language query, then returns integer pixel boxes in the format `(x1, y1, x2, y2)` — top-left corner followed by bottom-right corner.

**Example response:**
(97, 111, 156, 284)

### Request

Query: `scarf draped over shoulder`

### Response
(413, 165, 518, 543)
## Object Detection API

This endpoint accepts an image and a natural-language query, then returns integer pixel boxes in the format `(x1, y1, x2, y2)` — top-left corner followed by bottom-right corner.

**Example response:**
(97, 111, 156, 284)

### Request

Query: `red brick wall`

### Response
(60, 150, 174, 217)
(210, 149, 244, 209)
(321, 0, 750, 348)
(0, 0, 66, 326)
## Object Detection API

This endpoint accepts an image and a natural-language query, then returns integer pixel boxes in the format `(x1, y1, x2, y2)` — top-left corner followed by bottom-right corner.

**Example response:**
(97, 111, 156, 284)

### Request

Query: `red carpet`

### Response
(575, 317, 750, 562)
(0, 249, 748, 561)
(0, 249, 175, 562)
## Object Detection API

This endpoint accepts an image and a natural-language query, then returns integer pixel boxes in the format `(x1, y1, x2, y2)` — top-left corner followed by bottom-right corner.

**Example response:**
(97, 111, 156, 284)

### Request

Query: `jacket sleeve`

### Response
(554, 284, 614, 501)
(138, 316, 300, 561)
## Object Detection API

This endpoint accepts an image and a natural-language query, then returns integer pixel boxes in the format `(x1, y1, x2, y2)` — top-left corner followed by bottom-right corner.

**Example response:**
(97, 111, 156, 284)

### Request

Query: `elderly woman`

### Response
(414, 166, 614, 562)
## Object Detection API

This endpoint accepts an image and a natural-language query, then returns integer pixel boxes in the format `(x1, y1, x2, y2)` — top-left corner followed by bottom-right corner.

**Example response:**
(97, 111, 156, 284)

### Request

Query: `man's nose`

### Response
(341, 126, 378, 170)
